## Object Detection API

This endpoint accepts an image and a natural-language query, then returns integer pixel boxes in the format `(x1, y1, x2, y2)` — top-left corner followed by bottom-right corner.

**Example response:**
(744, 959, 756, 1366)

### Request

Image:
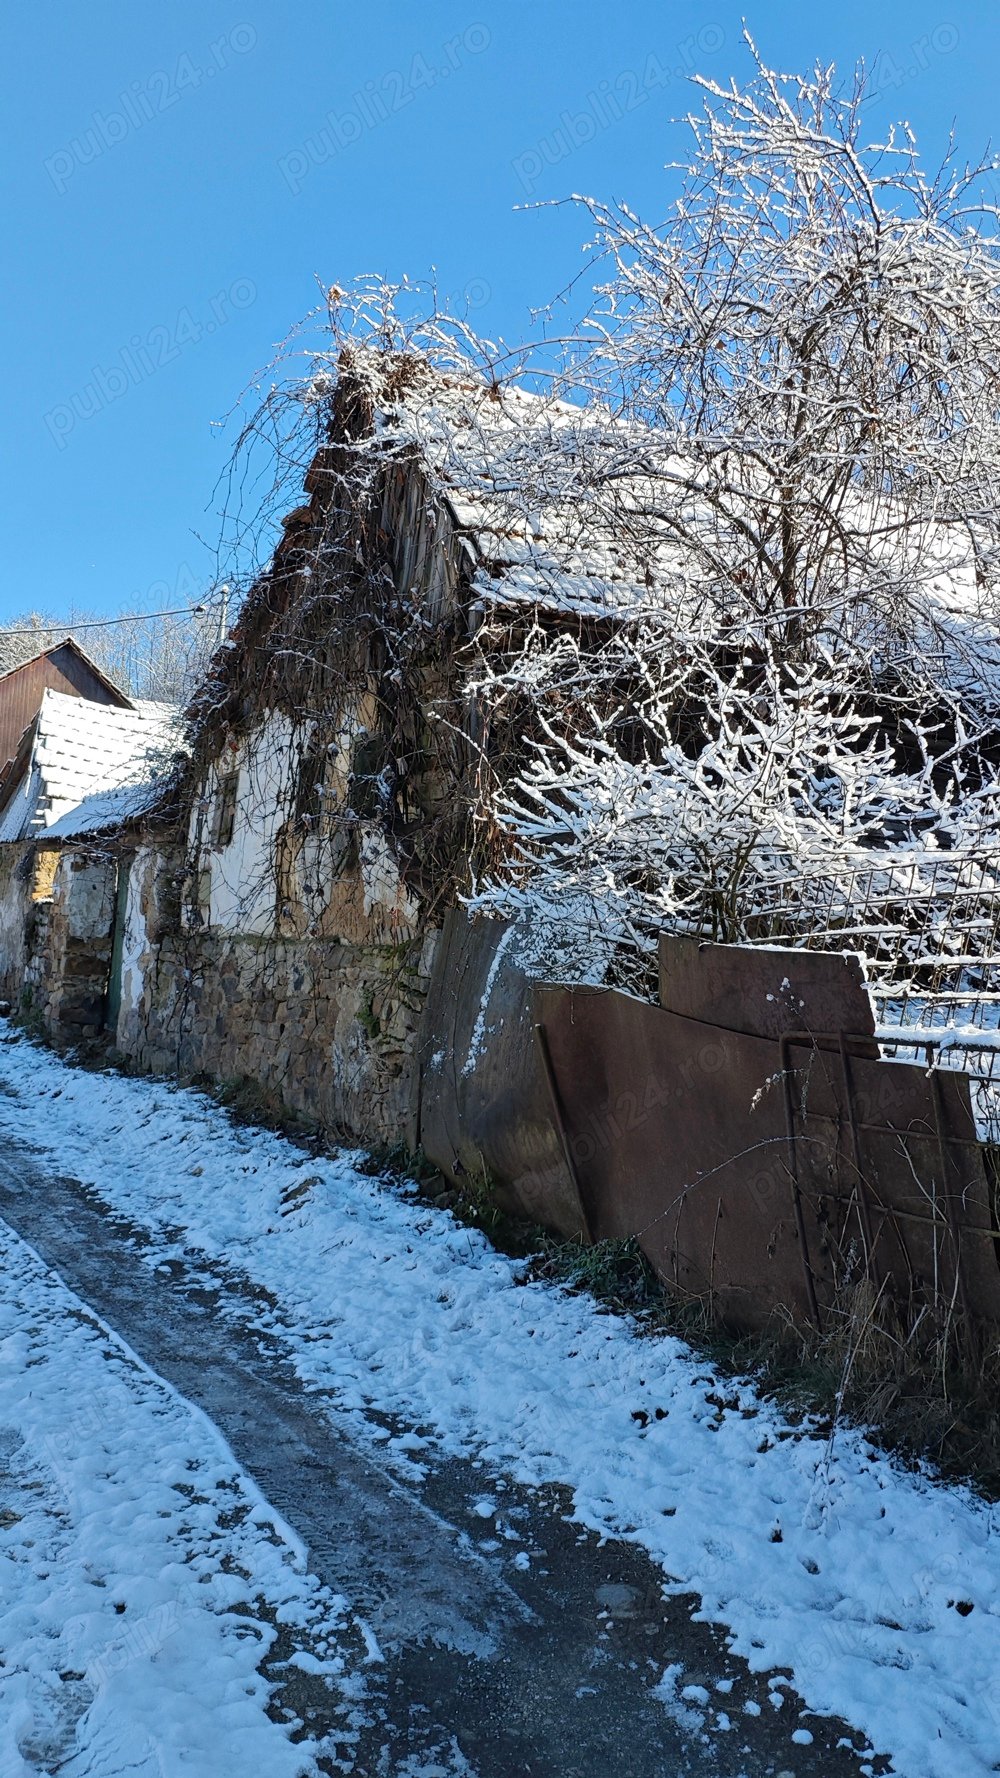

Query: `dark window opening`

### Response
(213, 771, 239, 849)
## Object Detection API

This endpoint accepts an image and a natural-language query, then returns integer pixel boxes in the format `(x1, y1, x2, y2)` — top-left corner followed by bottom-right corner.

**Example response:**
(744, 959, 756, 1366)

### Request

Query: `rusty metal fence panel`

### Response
(535, 939, 1000, 1330)
(416, 910, 586, 1237)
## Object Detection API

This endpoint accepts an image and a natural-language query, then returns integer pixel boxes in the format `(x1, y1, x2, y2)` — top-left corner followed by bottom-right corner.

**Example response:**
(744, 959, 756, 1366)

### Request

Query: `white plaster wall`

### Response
(189, 704, 421, 943)
(58, 855, 116, 942)
(191, 712, 306, 935)
(359, 827, 420, 932)
(118, 846, 155, 1026)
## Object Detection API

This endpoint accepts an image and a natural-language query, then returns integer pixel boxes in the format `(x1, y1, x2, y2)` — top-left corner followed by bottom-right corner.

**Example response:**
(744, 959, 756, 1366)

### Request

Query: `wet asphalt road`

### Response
(0, 1146, 888, 1777)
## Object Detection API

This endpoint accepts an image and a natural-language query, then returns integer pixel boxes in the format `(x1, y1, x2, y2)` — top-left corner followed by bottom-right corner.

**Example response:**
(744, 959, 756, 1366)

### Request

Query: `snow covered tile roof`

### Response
(371, 371, 700, 619)
(365, 360, 1000, 677)
(0, 690, 184, 842)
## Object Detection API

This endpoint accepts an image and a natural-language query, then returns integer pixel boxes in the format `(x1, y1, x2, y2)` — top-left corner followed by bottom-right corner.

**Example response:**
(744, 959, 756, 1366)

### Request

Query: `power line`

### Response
(0, 603, 210, 638)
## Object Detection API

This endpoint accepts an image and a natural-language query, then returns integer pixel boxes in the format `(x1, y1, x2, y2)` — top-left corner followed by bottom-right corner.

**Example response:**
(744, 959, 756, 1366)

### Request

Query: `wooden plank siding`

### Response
(0, 643, 131, 775)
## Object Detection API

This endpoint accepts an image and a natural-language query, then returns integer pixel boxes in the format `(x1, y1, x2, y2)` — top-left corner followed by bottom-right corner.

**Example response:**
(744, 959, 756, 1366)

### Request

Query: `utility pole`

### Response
(216, 584, 230, 647)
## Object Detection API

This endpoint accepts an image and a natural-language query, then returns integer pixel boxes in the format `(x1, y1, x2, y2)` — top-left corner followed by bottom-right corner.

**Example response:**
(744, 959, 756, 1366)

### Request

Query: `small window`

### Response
(294, 747, 326, 831)
(213, 771, 239, 849)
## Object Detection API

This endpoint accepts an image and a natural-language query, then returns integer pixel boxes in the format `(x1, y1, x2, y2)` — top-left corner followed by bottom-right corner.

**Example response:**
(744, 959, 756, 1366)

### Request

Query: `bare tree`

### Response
(197, 43, 1000, 1014)
(0, 599, 223, 703)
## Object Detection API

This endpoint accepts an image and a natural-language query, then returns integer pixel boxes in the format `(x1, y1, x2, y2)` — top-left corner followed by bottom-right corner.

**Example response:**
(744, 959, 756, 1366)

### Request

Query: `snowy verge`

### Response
(0, 1209, 359, 1778)
(1, 1037, 1000, 1775)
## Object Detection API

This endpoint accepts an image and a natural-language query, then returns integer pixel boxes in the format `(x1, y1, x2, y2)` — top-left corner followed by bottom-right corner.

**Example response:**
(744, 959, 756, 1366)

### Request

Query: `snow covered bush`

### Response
(459, 38, 1000, 996)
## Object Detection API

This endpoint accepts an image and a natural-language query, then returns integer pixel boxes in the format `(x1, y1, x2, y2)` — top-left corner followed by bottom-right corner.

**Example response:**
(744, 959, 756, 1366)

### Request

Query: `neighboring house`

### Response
(0, 689, 183, 1040)
(0, 637, 130, 783)
(0, 689, 181, 842)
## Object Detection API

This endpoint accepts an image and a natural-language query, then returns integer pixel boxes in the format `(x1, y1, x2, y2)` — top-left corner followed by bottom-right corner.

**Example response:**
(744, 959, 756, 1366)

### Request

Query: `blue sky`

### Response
(4, 0, 999, 626)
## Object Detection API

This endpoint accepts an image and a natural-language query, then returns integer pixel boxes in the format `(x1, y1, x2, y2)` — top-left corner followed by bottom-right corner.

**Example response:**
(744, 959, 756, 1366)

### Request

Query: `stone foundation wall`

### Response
(117, 864, 440, 1146)
(0, 843, 116, 1039)
(2, 835, 581, 1236)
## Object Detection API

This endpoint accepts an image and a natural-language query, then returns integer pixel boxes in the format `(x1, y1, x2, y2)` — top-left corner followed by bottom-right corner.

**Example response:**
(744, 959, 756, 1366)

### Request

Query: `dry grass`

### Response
(528, 1236, 1000, 1497)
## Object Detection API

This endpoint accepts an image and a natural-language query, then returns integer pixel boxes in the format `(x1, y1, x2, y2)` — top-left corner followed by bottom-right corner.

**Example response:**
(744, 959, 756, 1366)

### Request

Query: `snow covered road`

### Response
(0, 1032, 995, 1774)
(0, 1145, 867, 1777)
(0, 1218, 361, 1776)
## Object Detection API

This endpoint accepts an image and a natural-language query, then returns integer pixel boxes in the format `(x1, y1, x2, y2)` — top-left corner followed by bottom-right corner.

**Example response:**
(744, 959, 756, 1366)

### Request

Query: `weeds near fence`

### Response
(368, 1155, 1000, 1491)
(524, 1235, 1000, 1496)
(211, 1073, 325, 1144)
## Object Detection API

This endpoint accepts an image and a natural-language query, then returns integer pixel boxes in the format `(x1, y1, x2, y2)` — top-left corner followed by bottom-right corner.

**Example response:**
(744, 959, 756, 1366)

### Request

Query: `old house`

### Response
(7, 351, 1000, 1332)
(97, 354, 589, 1233)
